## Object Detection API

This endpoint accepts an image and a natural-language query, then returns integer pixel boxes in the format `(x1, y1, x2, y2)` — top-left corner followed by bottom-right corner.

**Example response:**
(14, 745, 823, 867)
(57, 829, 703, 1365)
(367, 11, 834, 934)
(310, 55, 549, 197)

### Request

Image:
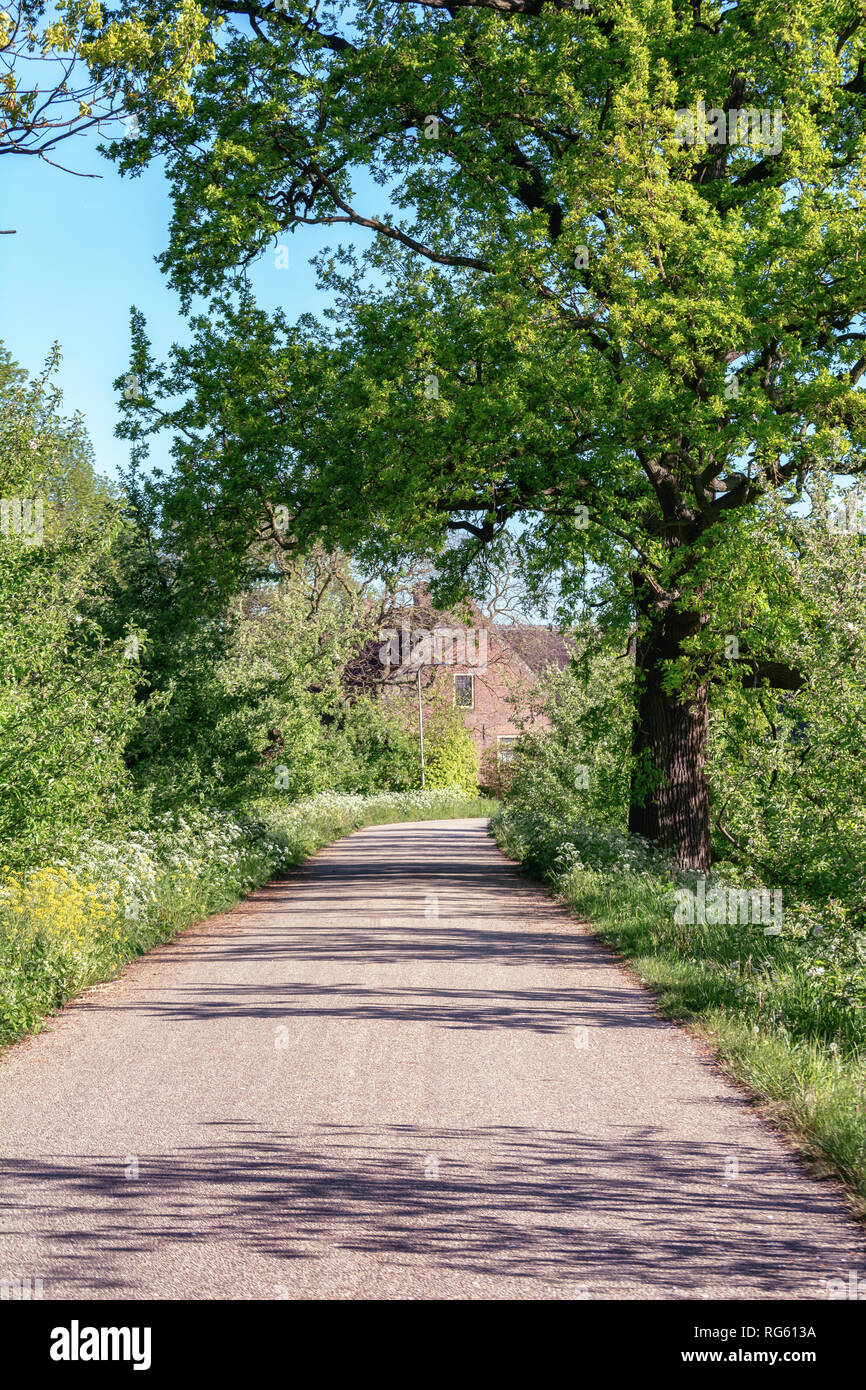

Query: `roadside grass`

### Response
(0, 789, 496, 1049)
(492, 806, 866, 1212)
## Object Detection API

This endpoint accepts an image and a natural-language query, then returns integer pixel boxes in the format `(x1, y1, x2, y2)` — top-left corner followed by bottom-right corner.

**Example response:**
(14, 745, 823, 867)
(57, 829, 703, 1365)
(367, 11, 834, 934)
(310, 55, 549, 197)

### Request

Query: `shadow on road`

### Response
(0, 1121, 841, 1297)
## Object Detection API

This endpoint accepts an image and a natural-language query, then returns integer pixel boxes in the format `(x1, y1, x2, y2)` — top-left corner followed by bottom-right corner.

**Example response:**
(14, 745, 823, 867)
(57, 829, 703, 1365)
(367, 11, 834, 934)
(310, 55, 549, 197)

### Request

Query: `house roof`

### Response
(396, 593, 572, 663)
(497, 625, 573, 673)
(345, 587, 572, 687)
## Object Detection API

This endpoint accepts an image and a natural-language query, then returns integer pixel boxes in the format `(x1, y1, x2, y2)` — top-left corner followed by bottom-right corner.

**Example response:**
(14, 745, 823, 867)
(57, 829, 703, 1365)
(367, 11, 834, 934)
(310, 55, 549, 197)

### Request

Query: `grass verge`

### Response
(0, 789, 495, 1049)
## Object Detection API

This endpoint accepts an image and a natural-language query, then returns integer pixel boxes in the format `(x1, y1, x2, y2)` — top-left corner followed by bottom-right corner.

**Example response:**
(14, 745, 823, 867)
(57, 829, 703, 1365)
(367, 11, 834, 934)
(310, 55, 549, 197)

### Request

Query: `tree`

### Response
(108, 0, 866, 867)
(0, 342, 140, 858)
(706, 484, 866, 912)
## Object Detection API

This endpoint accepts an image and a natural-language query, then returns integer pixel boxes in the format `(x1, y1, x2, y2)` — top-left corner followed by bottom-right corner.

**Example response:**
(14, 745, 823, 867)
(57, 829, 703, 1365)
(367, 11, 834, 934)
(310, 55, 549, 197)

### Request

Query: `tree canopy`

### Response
(104, 0, 866, 866)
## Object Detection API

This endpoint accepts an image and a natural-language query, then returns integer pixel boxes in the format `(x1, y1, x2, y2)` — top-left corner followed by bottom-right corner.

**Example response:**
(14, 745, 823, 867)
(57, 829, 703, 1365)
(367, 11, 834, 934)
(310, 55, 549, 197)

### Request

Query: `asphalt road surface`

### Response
(1, 818, 863, 1300)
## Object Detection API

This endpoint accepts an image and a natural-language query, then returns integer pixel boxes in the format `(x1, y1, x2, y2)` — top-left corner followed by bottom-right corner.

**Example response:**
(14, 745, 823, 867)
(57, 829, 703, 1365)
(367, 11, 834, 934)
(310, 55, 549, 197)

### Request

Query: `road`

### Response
(0, 818, 863, 1300)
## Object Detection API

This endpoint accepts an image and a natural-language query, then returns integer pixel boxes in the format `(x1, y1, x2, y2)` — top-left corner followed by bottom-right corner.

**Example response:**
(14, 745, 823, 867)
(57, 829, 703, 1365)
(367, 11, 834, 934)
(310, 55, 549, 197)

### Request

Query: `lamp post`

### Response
(416, 666, 426, 788)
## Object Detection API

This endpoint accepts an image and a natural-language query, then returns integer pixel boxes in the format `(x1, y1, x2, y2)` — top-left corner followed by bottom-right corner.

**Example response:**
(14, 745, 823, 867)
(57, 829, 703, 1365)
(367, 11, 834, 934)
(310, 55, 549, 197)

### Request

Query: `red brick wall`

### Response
(383, 628, 551, 761)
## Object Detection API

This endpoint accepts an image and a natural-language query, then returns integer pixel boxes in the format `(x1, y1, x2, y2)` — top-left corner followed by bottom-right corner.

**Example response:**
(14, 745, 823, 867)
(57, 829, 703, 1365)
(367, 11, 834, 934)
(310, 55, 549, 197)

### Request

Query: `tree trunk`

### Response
(629, 584, 711, 871)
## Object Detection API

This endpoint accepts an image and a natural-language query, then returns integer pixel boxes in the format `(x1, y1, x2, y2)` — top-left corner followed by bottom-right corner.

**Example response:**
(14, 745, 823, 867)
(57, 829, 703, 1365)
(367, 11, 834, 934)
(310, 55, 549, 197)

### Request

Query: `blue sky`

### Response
(3, 128, 367, 483)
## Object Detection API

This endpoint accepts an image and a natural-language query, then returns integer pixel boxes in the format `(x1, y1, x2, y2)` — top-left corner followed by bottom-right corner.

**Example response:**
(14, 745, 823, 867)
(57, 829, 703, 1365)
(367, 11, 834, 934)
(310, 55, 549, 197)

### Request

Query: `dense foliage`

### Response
(0, 346, 140, 859)
(0, 348, 469, 846)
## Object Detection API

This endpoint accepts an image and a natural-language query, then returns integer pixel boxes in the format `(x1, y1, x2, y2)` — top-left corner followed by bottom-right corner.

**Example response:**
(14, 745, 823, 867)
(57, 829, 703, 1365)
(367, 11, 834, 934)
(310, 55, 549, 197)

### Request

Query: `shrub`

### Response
(320, 696, 421, 792)
(423, 713, 479, 793)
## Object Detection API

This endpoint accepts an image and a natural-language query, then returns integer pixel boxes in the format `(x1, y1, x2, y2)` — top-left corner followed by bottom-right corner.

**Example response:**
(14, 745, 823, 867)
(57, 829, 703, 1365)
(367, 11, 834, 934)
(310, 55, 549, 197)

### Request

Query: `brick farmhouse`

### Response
(357, 589, 572, 782)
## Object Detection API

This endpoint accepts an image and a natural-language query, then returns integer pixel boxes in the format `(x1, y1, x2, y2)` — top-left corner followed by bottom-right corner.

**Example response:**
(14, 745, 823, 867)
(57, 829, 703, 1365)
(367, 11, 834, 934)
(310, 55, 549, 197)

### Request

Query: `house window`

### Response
(454, 673, 474, 709)
(498, 736, 518, 765)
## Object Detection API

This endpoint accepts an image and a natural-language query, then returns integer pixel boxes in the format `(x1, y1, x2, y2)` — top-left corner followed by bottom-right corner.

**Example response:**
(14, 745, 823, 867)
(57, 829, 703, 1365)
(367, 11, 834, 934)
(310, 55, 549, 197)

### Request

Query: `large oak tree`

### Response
(109, 0, 866, 867)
